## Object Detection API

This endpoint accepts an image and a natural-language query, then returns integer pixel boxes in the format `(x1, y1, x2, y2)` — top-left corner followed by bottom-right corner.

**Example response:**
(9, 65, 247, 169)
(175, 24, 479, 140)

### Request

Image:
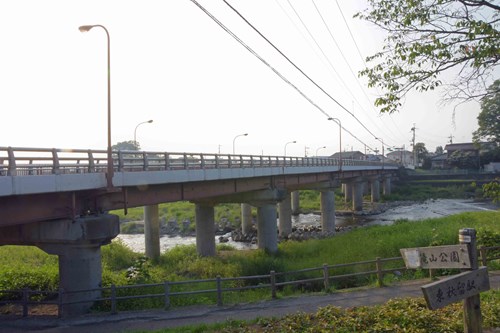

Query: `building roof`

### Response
(444, 142, 493, 151)
(331, 151, 365, 159)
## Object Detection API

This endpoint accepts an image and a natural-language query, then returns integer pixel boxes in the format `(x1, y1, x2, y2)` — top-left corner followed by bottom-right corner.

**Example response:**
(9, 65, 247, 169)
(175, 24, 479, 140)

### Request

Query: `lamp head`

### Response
(244, 133, 248, 136)
(79, 25, 94, 33)
(147, 119, 153, 123)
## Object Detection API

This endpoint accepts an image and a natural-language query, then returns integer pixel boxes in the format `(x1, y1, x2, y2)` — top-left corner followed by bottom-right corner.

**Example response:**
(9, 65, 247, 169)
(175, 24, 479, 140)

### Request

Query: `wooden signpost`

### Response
(400, 228, 490, 333)
(421, 266, 490, 310)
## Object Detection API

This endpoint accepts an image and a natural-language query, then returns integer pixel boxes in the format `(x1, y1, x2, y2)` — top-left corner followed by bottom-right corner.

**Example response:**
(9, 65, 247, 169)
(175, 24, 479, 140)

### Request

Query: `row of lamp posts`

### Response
(78, 24, 354, 186)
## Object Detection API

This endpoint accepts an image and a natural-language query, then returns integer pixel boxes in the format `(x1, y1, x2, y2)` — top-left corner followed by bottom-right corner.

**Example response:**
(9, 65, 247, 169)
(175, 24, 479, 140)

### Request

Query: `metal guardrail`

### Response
(1, 245, 498, 317)
(0, 147, 396, 177)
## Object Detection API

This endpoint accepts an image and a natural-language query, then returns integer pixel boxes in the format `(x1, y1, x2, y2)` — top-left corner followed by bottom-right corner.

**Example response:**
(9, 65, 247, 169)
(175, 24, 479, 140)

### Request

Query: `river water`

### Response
(116, 199, 497, 254)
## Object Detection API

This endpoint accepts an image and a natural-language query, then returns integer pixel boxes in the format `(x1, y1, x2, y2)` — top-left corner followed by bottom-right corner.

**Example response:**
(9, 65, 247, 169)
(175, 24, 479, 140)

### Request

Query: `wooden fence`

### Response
(1, 245, 498, 318)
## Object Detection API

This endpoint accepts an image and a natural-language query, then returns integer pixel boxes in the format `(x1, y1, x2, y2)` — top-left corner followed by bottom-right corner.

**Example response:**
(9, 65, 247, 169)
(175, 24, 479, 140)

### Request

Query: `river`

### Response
(116, 199, 497, 253)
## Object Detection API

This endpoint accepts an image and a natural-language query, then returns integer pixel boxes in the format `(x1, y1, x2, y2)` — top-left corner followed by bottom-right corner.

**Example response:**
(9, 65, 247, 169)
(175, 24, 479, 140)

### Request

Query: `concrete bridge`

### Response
(0, 146, 398, 315)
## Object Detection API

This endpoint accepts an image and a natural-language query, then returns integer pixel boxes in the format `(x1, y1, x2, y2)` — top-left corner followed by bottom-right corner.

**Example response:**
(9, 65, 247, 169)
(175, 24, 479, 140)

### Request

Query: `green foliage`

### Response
(356, 1, 499, 114)
(0, 246, 58, 294)
(384, 183, 476, 201)
(1, 211, 499, 311)
(482, 178, 500, 202)
(153, 291, 500, 332)
(112, 140, 139, 151)
(126, 257, 152, 284)
(473, 80, 500, 145)
(447, 150, 480, 169)
(101, 239, 141, 271)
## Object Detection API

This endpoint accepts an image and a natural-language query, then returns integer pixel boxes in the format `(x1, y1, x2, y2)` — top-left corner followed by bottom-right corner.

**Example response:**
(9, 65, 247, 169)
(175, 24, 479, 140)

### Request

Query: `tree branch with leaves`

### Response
(356, 0, 499, 114)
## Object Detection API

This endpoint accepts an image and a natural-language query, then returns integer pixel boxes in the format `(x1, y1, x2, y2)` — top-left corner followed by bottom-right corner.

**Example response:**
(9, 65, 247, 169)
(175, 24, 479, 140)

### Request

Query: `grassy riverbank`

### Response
(1, 210, 499, 309)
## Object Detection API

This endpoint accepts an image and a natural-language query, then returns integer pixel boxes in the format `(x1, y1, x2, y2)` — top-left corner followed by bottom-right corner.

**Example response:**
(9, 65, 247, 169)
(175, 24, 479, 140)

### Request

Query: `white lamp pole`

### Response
(232, 133, 248, 154)
(79, 24, 113, 188)
(134, 120, 153, 147)
(284, 140, 297, 156)
(328, 117, 342, 171)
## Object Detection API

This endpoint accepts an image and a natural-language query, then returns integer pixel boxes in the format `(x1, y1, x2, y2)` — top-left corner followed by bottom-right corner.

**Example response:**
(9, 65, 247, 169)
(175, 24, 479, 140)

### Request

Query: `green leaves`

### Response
(357, 0, 499, 114)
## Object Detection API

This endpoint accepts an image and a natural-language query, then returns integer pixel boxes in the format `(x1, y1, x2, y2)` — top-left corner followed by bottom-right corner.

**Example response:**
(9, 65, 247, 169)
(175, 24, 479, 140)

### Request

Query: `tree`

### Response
(112, 140, 140, 151)
(447, 150, 479, 169)
(472, 80, 500, 145)
(413, 142, 428, 165)
(434, 146, 444, 155)
(356, 0, 500, 114)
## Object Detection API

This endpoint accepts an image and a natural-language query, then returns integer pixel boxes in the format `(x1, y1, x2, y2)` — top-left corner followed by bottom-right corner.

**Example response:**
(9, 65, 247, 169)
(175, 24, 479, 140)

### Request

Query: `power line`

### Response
(221, 0, 384, 145)
(334, 0, 366, 67)
(189, 0, 376, 151)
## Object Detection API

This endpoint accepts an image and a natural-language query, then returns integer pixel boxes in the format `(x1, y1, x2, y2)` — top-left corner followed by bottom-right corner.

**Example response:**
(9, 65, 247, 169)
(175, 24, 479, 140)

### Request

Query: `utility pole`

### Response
(448, 134, 454, 144)
(411, 124, 417, 167)
(304, 146, 310, 157)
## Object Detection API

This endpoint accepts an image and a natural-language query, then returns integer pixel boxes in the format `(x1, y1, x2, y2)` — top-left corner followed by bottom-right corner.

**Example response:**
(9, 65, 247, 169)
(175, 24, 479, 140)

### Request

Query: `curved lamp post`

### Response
(79, 24, 113, 188)
(232, 133, 248, 154)
(284, 140, 296, 156)
(328, 117, 342, 171)
(315, 146, 326, 156)
(134, 119, 153, 147)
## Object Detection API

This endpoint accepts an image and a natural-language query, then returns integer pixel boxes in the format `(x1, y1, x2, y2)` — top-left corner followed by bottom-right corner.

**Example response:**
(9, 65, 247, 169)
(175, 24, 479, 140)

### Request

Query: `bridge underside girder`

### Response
(0, 170, 392, 227)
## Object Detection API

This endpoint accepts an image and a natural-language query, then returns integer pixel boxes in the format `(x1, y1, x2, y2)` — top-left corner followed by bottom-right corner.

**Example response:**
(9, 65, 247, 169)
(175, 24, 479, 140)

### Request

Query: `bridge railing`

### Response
(0, 147, 395, 176)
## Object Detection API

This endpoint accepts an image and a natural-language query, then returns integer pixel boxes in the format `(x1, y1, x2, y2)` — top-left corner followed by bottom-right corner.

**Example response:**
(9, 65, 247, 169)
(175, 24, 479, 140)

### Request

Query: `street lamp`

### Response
(79, 24, 113, 188)
(315, 146, 326, 156)
(284, 140, 296, 156)
(328, 117, 342, 171)
(232, 133, 248, 154)
(134, 120, 153, 147)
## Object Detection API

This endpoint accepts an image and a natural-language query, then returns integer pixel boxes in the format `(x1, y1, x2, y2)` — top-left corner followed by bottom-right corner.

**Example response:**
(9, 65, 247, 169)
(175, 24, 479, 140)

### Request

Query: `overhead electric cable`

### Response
(334, 0, 367, 67)
(312, 0, 401, 145)
(189, 0, 375, 151)
(221, 0, 383, 143)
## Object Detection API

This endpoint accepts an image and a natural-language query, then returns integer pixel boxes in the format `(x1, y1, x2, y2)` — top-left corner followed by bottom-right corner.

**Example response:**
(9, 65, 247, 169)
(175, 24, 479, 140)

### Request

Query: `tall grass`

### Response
(1, 211, 498, 308)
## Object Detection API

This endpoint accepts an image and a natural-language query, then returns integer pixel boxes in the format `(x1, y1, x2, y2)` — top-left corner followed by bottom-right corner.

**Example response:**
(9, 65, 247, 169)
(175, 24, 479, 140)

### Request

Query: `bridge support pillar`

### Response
(369, 176, 381, 203)
(195, 203, 216, 257)
(256, 203, 278, 253)
(144, 204, 160, 260)
(320, 190, 335, 233)
(352, 179, 364, 211)
(241, 203, 253, 235)
(344, 183, 353, 203)
(291, 191, 300, 215)
(0, 214, 119, 317)
(278, 192, 292, 238)
(383, 176, 392, 196)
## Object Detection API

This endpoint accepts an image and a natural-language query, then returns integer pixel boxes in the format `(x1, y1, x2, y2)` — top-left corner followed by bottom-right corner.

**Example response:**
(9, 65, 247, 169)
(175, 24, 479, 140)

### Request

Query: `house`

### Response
(430, 153, 448, 169)
(331, 151, 365, 160)
(444, 142, 494, 157)
(386, 150, 413, 166)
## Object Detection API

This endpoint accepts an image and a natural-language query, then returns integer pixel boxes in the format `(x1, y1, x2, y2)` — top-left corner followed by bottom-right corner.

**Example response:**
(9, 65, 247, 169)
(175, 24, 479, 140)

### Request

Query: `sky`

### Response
(0, 0, 492, 157)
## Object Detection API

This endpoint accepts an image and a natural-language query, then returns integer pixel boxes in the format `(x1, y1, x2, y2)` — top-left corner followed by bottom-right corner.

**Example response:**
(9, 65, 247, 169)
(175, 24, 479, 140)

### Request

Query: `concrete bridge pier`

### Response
(369, 176, 381, 203)
(0, 214, 119, 317)
(343, 182, 353, 203)
(291, 191, 300, 215)
(383, 176, 392, 196)
(320, 190, 336, 233)
(144, 204, 160, 260)
(256, 203, 278, 253)
(195, 203, 216, 257)
(352, 179, 364, 211)
(241, 203, 253, 235)
(278, 192, 292, 238)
